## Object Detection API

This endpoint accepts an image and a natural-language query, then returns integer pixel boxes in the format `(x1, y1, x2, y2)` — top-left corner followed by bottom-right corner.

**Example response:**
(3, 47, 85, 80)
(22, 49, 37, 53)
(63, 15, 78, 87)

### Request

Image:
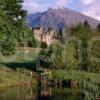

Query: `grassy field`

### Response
(0, 65, 37, 88)
(0, 49, 38, 62)
(0, 49, 39, 88)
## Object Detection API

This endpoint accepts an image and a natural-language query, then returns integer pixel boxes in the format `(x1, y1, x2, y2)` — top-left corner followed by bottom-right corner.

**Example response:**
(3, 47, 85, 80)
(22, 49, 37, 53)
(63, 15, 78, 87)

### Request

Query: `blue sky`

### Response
(22, 0, 100, 20)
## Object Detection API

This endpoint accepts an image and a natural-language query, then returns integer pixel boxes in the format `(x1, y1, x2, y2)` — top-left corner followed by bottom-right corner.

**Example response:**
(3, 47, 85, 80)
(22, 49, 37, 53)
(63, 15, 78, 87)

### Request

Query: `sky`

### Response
(22, 0, 100, 20)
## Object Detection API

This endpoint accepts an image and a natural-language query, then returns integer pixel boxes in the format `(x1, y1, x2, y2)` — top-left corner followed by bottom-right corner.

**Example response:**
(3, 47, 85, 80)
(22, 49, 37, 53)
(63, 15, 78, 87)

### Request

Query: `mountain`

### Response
(26, 7, 100, 29)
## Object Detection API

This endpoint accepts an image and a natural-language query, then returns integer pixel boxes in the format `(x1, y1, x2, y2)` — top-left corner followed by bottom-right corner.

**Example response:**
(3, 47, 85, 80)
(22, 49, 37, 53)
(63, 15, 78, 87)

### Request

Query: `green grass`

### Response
(0, 50, 38, 63)
(0, 50, 38, 88)
(52, 70, 100, 98)
(0, 65, 37, 88)
(52, 70, 100, 83)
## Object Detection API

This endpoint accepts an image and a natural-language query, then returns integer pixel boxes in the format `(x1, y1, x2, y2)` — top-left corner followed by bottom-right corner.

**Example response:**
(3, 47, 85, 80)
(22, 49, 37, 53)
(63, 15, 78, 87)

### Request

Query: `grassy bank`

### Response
(52, 70, 100, 84)
(52, 70, 100, 98)
(0, 65, 37, 88)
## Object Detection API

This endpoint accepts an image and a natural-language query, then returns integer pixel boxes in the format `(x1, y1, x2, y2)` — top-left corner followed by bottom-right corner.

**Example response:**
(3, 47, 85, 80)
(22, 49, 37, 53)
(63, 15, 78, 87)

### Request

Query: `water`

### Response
(0, 85, 86, 100)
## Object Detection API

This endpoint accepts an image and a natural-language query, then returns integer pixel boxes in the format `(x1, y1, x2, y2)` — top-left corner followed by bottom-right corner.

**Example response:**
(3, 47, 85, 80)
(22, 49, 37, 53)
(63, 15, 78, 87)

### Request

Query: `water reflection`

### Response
(0, 87, 36, 100)
(0, 85, 99, 100)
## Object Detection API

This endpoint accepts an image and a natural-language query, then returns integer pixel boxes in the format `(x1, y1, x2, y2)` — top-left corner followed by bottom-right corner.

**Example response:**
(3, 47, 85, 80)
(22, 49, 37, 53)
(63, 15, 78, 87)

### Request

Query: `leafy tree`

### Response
(97, 24, 100, 32)
(0, 0, 27, 55)
(48, 41, 63, 69)
(62, 40, 78, 70)
(70, 22, 90, 71)
(41, 42, 47, 49)
(58, 28, 63, 43)
(84, 20, 91, 29)
(48, 40, 78, 70)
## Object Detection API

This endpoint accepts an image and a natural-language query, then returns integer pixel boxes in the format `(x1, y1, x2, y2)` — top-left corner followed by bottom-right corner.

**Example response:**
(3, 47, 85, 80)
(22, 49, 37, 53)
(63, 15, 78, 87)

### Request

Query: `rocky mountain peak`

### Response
(26, 7, 100, 29)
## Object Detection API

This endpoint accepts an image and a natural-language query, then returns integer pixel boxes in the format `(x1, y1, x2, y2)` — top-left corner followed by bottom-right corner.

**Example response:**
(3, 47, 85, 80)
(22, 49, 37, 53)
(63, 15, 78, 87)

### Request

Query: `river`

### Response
(0, 85, 94, 100)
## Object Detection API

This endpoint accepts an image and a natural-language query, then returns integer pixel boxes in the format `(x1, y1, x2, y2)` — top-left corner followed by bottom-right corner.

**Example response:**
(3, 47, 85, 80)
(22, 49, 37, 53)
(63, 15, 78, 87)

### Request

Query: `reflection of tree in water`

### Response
(81, 81, 100, 100)
(37, 85, 51, 100)
(37, 83, 99, 100)
(0, 83, 99, 100)
(0, 87, 37, 100)
(37, 85, 84, 100)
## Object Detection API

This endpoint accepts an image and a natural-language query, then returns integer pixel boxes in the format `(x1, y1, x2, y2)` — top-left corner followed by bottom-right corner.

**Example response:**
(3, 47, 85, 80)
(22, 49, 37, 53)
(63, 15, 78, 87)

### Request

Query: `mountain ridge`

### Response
(26, 7, 100, 29)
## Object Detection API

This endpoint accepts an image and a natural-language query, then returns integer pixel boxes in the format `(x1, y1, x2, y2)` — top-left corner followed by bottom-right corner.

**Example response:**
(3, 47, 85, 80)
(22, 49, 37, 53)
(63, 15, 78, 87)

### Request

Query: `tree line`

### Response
(42, 21, 100, 73)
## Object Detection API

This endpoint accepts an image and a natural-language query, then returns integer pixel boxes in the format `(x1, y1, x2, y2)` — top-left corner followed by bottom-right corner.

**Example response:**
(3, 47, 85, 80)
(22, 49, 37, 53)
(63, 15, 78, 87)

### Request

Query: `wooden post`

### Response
(49, 70, 51, 78)
(17, 68, 19, 74)
(30, 71, 33, 78)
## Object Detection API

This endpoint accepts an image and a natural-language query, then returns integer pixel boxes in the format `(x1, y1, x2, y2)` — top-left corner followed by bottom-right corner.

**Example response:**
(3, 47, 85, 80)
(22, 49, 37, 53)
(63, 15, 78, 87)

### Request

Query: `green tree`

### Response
(48, 40, 78, 70)
(0, 0, 27, 55)
(70, 22, 90, 71)
(97, 24, 100, 32)
(62, 40, 78, 70)
(49, 41, 63, 69)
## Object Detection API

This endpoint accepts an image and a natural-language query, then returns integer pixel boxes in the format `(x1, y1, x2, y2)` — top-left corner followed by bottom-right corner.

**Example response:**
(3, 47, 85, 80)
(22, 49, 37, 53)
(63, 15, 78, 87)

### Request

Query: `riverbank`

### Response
(0, 65, 37, 88)
(52, 70, 100, 88)
(52, 70, 100, 84)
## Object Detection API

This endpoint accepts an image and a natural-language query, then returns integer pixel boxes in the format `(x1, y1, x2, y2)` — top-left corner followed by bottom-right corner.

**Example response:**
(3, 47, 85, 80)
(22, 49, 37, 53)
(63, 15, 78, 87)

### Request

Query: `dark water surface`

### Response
(0, 85, 86, 100)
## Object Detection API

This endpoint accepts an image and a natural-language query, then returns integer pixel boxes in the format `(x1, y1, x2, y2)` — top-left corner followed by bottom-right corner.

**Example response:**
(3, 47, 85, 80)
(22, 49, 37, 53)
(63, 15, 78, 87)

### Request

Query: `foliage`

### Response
(0, 65, 36, 88)
(97, 24, 100, 32)
(70, 22, 90, 71)
(0, 0, 27, 55)
(52, 70, 100, 82)
(40, 42, 47, 48)
(47, 40, 78, 69)
(52, 70, 100, 99)
(43, 21, 100, 73)
(25, 29, 36, 47)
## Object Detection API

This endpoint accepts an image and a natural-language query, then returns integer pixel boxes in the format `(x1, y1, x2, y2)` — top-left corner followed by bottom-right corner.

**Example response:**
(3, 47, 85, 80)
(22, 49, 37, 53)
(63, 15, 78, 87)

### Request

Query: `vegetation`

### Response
(52, 70, 100, 82)
(97, 24, 100, 32)
(43, 21, 100, 73)
(0, 0, 27, 55)
(0, 0, 100, 99)
(40, 42, 47, 48)
(0, 65, 37, 88)
(52, 70, 100, 99)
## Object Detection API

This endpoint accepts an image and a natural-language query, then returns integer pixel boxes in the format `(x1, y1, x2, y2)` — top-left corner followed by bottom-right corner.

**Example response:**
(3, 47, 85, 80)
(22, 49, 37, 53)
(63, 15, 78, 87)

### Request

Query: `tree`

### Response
(48, 41, 63, 69)
(70, 22, 90, 71)
(0, 0, 27, 55)
(41, 42, 47, 48)
(97, 24, 100, 32)
(58, 28, 63, 43)
(84, 20, 91, 29)
(48, 40, 78, 70)
(62, 40, 78, 70)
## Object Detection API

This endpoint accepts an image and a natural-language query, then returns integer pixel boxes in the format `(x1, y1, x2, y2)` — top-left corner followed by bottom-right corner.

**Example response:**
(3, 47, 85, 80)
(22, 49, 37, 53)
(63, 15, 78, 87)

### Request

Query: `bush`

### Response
(41, 42, 47, 48)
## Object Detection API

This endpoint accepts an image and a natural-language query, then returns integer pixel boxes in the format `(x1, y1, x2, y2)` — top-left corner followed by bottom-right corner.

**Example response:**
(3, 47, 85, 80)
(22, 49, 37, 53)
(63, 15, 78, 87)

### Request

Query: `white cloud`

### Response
(22, 1, 51, 13)
(22, 0, 100, 21)
(81, 0, 93, 5)
(55, 0, 69, 7)
(81, 0, 100, 20)
(22, 0, 70, 13)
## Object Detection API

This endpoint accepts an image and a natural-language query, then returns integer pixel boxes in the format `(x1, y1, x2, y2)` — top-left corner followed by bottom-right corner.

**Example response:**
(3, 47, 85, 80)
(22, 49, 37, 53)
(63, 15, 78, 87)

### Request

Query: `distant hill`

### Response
(26, 7, 100, 30)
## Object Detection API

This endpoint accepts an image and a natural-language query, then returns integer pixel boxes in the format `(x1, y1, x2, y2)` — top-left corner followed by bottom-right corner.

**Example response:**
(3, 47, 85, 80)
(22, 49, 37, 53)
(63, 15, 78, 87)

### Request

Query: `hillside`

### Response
(26, 7, 100, 29)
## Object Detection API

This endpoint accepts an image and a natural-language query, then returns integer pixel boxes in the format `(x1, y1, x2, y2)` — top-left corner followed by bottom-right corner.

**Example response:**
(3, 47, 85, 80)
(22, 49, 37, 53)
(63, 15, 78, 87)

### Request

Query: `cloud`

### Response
(22, 3, 45, 13)
(22, 0, 52, 13)
(55, 0, 69, 7)
(81, 0, 100, 20)
(22, 0, 69, 13)
(22, 0, 100, 21)
(81, 0, 93, 5)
